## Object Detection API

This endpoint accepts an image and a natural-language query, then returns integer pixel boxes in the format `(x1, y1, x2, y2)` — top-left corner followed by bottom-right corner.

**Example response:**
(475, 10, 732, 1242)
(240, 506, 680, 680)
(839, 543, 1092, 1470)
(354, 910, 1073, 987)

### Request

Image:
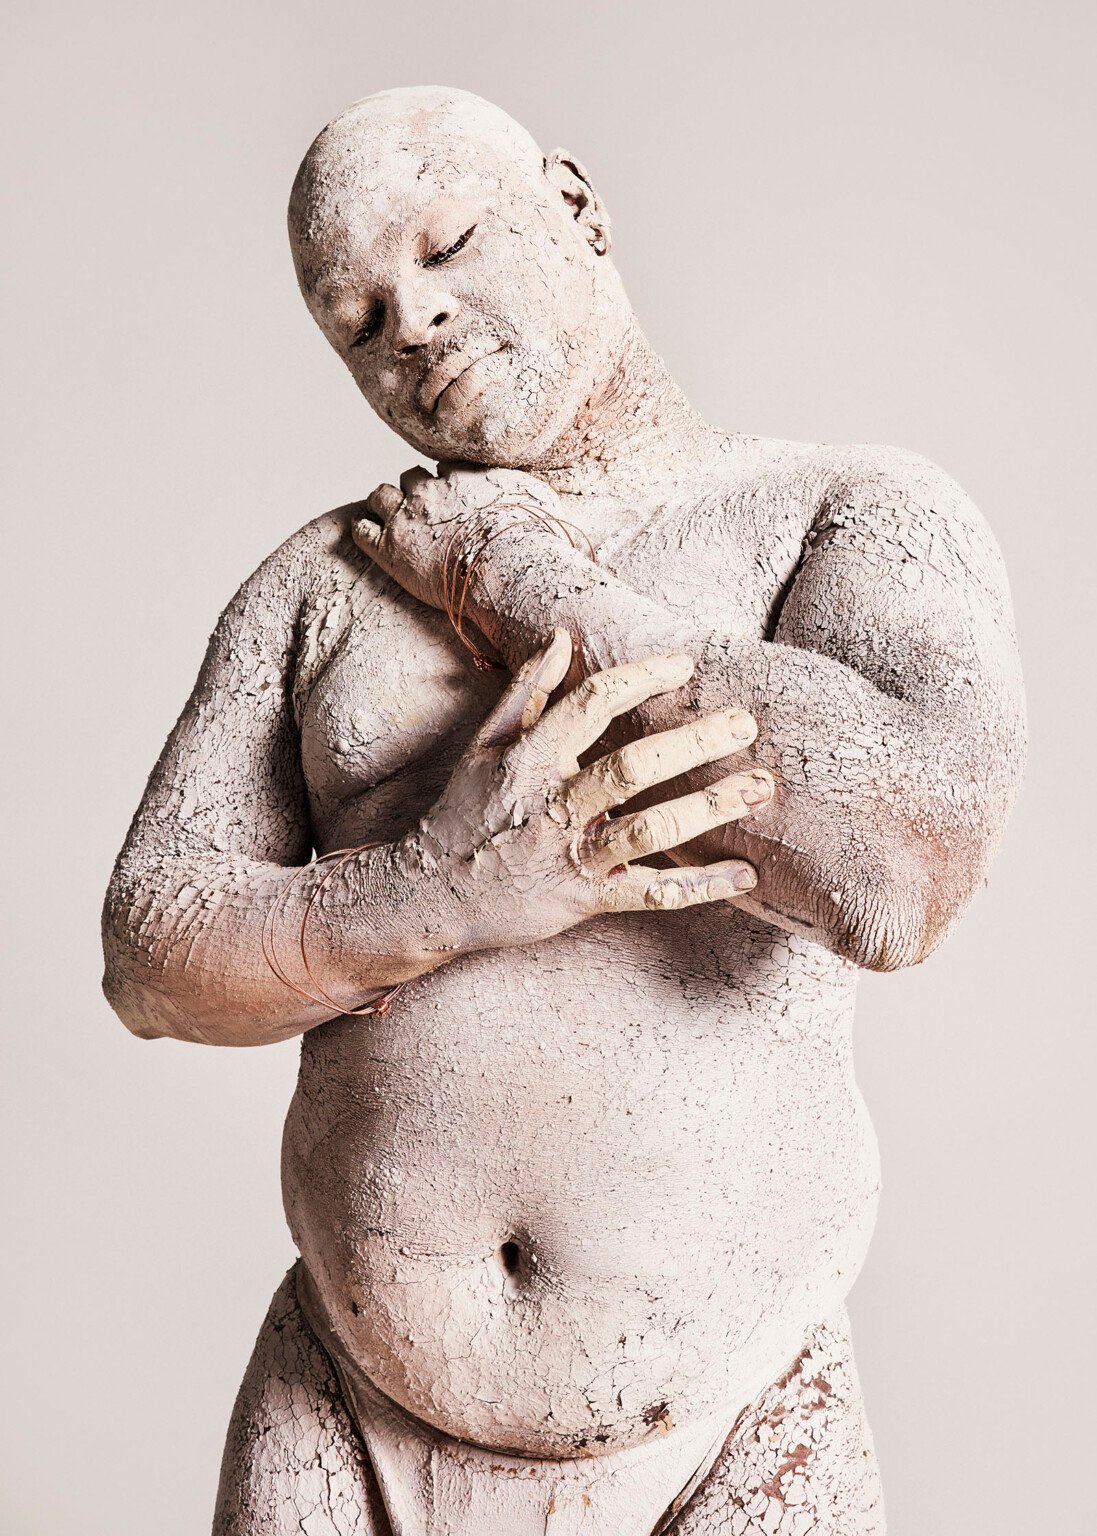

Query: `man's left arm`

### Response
(360, 452, 1027, 970)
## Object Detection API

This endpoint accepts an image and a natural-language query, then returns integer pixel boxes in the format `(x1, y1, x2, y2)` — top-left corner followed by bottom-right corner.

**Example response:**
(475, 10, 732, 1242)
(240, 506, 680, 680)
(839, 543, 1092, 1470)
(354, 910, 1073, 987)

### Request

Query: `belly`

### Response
(281, 907, 879, 1458)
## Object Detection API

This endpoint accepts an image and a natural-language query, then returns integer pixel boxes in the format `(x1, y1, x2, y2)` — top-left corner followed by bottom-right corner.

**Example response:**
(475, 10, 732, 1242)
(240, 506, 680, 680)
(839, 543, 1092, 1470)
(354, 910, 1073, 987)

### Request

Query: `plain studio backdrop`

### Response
(3, 2, 1092, 1531)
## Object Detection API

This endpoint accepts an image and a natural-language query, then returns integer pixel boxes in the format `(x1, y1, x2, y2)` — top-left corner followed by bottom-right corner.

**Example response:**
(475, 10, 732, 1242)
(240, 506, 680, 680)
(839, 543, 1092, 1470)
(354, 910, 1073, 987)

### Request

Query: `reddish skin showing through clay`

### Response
(103, 87, 1025, 1534)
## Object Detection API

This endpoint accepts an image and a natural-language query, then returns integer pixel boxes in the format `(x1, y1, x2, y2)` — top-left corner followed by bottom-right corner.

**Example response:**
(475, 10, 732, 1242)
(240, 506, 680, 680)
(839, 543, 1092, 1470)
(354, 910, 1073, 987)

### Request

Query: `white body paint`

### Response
(103, 88, 1024, 1533)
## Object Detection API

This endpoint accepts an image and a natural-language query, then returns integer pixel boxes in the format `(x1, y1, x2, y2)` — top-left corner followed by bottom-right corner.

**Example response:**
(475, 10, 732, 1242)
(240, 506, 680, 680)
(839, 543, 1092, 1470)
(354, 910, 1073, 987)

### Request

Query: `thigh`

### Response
(664, 1313, 885, 1536)
(212, 1264, 390, 1536)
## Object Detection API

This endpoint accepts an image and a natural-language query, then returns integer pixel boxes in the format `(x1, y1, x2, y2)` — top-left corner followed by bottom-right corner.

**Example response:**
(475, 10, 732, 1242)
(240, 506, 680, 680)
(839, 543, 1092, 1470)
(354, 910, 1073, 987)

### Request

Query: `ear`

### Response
(543, 149, 611, 256)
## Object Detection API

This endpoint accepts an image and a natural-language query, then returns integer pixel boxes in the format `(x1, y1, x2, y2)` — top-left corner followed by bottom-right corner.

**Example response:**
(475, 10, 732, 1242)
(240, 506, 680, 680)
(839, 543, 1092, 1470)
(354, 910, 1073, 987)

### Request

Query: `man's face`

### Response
(296, 145, 624, 466)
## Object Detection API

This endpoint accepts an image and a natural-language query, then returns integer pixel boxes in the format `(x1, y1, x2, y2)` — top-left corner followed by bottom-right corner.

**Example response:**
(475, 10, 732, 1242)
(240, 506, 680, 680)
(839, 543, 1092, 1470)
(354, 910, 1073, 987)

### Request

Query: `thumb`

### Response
(350, 510, 385, 560)
(352, 482, 405, 560)
(471, 629, 573, 750)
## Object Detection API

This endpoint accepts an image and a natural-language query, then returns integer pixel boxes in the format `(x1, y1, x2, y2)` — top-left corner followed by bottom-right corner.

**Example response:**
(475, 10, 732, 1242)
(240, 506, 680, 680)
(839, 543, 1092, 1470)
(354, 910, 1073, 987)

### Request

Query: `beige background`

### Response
(3, 2, 1092, 1530)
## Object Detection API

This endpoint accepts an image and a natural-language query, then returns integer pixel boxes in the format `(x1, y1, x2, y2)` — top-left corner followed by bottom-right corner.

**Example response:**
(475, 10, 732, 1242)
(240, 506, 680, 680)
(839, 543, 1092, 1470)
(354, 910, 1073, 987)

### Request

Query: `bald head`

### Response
(288, 87, 627, 467)
(289, 89, 547, 291)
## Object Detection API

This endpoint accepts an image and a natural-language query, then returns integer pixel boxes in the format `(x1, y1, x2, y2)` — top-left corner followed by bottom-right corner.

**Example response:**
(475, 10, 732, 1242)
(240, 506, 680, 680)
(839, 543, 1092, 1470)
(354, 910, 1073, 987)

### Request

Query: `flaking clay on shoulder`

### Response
(100, 85, 1023, 1534)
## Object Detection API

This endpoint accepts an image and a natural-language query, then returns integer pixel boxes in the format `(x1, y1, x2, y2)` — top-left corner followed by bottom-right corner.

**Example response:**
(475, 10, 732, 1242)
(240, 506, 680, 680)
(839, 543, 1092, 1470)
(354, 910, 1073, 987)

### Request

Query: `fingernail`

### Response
(740, 776, 773, 807)
(721, 708, 758, 742)
(734, 866, 757, 891)
(367, 484, 402, 515)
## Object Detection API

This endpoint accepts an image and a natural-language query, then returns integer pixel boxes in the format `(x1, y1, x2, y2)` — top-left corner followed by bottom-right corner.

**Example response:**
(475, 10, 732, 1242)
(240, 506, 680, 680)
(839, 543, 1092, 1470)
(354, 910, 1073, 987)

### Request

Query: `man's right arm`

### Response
(101, 518, 457, 1047)
(103, 515, 774, 1047)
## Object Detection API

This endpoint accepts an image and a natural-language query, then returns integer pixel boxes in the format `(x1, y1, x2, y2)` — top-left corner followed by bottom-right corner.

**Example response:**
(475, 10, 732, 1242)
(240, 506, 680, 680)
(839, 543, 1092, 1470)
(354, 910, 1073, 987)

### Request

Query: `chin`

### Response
(396, 401, 567, 469)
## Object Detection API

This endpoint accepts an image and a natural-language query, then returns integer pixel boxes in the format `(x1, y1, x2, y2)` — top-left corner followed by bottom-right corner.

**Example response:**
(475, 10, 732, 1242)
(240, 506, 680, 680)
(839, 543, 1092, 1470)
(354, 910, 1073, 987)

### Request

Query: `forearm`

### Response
(102, 836, 463, 1046)
(464, 537, 1009, 968)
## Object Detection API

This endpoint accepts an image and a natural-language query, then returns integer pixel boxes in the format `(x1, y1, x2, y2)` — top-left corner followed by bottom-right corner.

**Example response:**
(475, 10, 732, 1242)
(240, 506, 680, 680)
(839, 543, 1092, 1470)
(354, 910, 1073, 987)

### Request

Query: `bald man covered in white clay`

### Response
(102, 88, 1025, 1534)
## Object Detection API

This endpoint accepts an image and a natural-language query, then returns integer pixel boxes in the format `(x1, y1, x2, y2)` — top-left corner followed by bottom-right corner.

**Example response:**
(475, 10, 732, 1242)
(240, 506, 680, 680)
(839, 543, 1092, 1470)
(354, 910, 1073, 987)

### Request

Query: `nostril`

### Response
(430, 311, 449, 328)
(499, 1240, 521, 1276)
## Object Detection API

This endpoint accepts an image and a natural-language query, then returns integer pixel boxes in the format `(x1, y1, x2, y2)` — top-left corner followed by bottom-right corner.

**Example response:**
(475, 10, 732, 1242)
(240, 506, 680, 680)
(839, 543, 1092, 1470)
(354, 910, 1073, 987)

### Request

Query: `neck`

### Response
(526, 323, 725, 499)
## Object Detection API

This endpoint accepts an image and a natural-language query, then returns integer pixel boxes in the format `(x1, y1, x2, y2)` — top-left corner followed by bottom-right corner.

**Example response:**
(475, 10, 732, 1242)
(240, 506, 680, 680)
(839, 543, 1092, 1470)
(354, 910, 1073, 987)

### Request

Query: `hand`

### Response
(351, 462, 577, 616)
(400, 629, 772, 954)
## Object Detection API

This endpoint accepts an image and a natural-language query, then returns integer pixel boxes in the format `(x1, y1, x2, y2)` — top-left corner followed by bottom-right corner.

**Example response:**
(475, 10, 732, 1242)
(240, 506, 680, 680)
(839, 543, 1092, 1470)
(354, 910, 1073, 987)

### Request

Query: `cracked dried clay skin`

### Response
(102, 87, 1025, 1534)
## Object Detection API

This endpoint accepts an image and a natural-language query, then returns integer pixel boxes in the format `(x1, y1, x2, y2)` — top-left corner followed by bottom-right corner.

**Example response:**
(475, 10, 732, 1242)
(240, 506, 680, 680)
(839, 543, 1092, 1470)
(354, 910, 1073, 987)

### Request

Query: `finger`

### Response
(398, 465, 434, 497)
(597, 858, 758, 913)
(352, 484, 404, 557)
(583, 770, 773, 874)
(351, 514, 382, 555)
(567, 707, 758, 821)
(361, 483, 404, 524)
(351, 504, 396, 562)
(529, 653, 696, 766)
(471, 629, 574, 750)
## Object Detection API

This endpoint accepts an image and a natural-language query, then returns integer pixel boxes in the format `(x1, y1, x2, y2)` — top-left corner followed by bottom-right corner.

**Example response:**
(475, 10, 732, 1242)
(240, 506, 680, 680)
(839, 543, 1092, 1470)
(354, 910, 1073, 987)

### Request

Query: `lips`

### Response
(422, 342, 506, 414)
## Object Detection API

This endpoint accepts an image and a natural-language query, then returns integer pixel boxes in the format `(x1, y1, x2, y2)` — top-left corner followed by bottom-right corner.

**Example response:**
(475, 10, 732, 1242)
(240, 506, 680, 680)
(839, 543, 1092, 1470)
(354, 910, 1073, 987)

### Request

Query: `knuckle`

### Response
(601, 745, 640, 794)
(578, 673, 612, 703)
(596, 879, 627, 913)
(630, 807, 673, 851)
(497, 741, 525, 778)
(707, 780, 741, 815)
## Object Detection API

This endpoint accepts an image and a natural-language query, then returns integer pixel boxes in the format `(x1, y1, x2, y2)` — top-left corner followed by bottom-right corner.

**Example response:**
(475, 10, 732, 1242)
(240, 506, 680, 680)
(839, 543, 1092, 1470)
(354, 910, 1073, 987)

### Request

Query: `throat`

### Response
(524, 326, 728, 504)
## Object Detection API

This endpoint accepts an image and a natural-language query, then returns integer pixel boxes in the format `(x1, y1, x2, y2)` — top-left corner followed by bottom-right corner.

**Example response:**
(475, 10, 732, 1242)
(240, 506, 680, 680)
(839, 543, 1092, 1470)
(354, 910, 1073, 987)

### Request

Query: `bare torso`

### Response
(281, 436, 881, 1458)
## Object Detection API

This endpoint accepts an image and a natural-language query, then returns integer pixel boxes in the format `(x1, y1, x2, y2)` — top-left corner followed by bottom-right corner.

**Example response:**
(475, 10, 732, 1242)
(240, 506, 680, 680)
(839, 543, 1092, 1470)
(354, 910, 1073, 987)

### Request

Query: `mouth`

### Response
(425, 343, 507, 415)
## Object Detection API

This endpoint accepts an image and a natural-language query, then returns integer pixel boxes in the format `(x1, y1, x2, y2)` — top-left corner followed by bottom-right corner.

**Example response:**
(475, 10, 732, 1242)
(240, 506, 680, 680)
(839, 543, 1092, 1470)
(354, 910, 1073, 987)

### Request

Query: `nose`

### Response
(389, 283, 459, 356)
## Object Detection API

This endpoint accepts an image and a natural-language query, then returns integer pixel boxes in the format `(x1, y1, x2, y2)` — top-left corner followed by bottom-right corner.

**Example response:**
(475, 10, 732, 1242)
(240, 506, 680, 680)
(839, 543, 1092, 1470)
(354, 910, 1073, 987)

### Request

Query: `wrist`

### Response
(371, 829, 479, 965)
(464, 527, 694, 677)
(288, 841, 458, 1006)
(457, 519, 593, 668)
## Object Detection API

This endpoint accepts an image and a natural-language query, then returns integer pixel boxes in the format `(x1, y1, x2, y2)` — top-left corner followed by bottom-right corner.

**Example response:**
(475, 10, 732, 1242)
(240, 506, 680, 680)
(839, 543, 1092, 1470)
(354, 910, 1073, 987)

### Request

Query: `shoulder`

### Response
(731, 433, 983, 519)
(800, 440, 993, 544)
(217, 504, 373, 638)
(810, 440, 968, 509)
(760, 439, 1014, 609)
(232, 505, 367, 606)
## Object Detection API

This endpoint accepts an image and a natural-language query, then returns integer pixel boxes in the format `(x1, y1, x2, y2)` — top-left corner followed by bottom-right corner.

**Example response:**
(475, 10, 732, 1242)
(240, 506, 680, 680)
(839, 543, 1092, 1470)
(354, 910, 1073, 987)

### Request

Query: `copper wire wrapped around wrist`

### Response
(440, 498, 595, 670)
(262, 844, 406, 1017)
(264, 499, 594, 1011)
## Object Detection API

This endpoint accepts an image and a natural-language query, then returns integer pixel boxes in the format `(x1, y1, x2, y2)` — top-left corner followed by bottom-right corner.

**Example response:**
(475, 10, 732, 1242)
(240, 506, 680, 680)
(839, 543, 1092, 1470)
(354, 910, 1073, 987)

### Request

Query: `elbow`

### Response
(101, 921, 228, 1044)
(101, 882, 184, 1040)
(837, 892, 941, 973)
(101, 955, 200, 1042)
(101, 892, 262, 1046)
(829, 843, 963, 974)
(101, 965, 260, 1045)
(101, 963, 171, 1040)
(101, 940, 308, 1048)
(835, 754, 1025, 973)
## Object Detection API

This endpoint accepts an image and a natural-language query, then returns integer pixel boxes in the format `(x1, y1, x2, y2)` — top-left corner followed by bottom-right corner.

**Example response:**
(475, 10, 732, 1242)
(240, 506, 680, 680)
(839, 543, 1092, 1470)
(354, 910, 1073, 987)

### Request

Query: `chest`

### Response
(296, 487, 808, 847)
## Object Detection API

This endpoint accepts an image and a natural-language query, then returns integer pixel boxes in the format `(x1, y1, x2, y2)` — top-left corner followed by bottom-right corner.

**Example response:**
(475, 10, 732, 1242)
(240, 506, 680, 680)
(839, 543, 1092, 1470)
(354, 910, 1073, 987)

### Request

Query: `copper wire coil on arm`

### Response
(264, 505, 593, 1016)
(440, 500, 596, 671)
(262, 846, 406, 1017)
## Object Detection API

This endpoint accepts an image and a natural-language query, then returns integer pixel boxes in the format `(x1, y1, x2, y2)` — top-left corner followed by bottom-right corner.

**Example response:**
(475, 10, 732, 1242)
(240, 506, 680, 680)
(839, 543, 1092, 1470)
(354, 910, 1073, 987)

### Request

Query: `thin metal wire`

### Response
(264, 499, 595, 1013)
(262, 844, 405, 1017)
(440, 501, 595, 669)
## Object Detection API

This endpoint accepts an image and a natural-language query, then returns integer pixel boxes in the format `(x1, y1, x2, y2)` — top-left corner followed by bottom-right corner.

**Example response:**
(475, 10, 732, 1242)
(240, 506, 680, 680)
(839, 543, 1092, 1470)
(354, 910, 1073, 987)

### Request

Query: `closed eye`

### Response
(349, 304, 383, 349)
(421, 225, 477, 269)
